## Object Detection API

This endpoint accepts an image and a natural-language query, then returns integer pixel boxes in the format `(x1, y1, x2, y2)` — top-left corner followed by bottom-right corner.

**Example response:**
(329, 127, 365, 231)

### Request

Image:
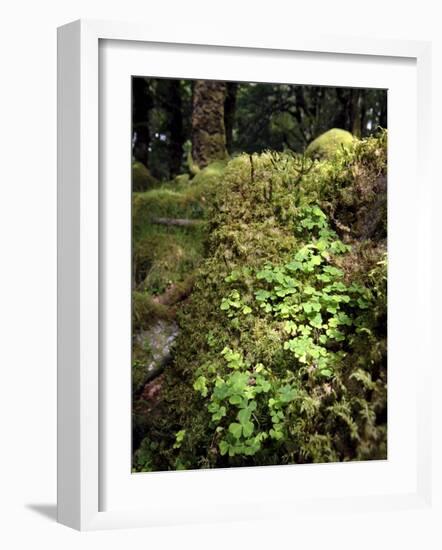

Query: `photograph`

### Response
(131, 77, 388, 472)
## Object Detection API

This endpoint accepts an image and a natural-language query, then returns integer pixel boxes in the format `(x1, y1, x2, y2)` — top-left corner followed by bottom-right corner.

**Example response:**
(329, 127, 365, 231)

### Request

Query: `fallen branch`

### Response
(151, 217, 205, 227)
(152, 280, 194, 306)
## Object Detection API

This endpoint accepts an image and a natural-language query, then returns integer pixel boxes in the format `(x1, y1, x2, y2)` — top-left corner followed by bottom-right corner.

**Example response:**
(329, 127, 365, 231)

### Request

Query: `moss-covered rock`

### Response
(190, 160, 227, 187)
(133, 228, 204, 294)
(305, 128, 354, 160)
(132, 164, 224, 241)
(132, 161, 158, 192)
(304, 129, 388, 240)
(174, 173, 190, 186)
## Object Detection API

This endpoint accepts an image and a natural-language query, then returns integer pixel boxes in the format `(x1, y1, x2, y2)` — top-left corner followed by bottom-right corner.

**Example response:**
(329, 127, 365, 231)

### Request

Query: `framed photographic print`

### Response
(57, 19, 432, 530)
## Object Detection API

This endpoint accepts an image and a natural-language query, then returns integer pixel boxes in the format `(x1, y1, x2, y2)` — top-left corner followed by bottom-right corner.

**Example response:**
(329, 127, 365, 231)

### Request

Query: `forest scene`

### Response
(131, 77, 387, 472)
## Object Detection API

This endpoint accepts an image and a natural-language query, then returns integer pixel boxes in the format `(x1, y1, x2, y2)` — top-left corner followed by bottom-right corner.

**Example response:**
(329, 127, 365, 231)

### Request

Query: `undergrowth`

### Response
(133, 131, 388, 471)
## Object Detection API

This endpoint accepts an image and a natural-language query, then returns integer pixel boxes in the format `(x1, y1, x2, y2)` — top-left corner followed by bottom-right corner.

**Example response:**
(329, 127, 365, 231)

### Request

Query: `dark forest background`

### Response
(132, 78, 387, 181)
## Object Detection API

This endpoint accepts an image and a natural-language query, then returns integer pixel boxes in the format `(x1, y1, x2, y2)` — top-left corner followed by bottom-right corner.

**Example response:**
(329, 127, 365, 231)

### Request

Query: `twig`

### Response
(249, 154, 255, 184)
(151, 217, 205, 227)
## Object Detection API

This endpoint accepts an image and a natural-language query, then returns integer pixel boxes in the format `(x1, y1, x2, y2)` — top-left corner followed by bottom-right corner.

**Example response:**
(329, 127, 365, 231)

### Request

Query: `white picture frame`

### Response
(57, 19, 433, 531)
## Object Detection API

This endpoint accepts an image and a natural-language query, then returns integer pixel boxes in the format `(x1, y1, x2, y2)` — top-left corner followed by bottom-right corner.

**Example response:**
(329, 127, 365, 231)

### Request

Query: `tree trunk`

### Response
(333, 88, 349, 131)
(166, 80, 184, 177)
(132, 77, 153, 166)
(191, 80, 228, 168)
(379, 92, 387, 129)
(350, 89, 362, 138)
(224, 82, 238, 154)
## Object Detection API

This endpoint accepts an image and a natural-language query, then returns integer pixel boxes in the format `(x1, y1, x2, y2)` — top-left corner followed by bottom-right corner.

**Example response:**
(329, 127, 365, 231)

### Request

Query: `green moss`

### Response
(132, 169, 223, 241)
(305, 128, 355, 160)
(174, 173, 190, 186)
(191, 160, 227, 186)
(133, 226, 205, 294)
(293, 129, 388, 241)
(132, 161, 158, 191)
(134, 132, 387, 471)
(132, 291, 173, 332)
(135, 134, 388, 471)
(184, 140, 200, 176)
(132, 171, 214, 295)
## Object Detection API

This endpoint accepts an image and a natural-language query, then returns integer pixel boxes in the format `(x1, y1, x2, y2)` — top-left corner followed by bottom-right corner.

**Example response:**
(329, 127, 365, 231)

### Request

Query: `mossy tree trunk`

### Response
(191, 80, 228, 168)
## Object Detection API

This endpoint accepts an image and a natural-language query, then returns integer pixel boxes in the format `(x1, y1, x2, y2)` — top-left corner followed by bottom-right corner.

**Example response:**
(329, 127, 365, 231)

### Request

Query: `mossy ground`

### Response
(132, 132, 388, 471)
(132, 160, 158, 192)
(131, 162, 225, 402)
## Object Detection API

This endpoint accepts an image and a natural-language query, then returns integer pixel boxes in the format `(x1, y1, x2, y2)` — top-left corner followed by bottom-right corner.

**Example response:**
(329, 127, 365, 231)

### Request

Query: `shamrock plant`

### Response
(193, 348, 299, 458)
(189, 205, 379, 463)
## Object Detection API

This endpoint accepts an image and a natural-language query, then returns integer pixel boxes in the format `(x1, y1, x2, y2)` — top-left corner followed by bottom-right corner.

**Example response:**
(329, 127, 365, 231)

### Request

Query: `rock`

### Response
(133, 320, 179, 392)
(305, 128, 354, 160)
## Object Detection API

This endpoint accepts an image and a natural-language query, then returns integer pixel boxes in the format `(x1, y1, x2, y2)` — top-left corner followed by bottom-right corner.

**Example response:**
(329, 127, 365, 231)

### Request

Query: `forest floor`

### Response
(132, 131, 388, 471)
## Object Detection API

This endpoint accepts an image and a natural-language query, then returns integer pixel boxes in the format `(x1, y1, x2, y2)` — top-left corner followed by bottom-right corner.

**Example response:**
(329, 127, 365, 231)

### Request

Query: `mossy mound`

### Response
(133, 132, 388, 472)
(133, 226, 205, 294)
(132, 161, 158, 192)
(303, 130, 387, 240)
(131, 159, 225, 317)
(131, 161, 225, 393)
(305, 128, 354, 160)
(191, 160, 227, 186)
(132, 162, 225, 241)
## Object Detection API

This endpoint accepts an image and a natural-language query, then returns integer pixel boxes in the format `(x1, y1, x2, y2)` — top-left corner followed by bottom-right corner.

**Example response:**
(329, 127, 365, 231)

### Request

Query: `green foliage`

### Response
(134, 132, 388, 471)
(188, 206, 384, 463)
(133, 437, 157, 472)
(191, 160, 227, 186)
(300, 129, 388, 240)
(133, 77, 386, 181)
(234, 83, 386, 155)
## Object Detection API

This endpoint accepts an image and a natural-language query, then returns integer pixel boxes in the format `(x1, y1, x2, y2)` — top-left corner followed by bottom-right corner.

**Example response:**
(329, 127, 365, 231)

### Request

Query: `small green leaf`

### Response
(255, 289, 271, 301)
(319, 368, 333, 378)
(228, 422, 243, 439)
(242, 421, 254, 438)
(238, 407, 251, 425)
(219, 440, 229, 455)
(229, 394, 242, 405)
(193, 376, 208, 397)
